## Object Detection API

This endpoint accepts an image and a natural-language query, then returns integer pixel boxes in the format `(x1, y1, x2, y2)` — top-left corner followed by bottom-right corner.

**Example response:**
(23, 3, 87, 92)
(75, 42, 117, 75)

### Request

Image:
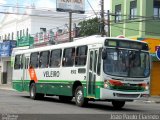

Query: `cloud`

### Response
(36, 0, 56, 9)
(0, 0, 6, 4)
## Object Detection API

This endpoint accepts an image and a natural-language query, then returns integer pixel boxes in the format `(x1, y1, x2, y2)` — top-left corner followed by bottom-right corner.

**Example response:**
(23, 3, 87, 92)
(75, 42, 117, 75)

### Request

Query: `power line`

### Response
(87, 0, 98, 17)
(0, 11, 87, 19)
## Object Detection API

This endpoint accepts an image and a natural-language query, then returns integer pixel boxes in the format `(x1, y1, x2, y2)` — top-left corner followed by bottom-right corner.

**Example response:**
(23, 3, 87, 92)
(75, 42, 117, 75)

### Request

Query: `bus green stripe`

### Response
(12, 80, 103, 84)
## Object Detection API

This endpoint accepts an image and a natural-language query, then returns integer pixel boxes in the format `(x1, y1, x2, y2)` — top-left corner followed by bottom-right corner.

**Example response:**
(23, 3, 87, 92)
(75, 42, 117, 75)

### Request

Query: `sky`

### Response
(0, 0, 111, 12)
(0, 0, 111, 24)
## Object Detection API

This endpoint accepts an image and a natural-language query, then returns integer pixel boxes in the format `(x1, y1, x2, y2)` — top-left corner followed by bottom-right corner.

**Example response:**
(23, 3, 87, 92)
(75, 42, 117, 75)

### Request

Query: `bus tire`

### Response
(59, 96, 73, 102)
(112, 101, 125, 109)
(30, 83, 44, 100)
(75, 86, 88, 107)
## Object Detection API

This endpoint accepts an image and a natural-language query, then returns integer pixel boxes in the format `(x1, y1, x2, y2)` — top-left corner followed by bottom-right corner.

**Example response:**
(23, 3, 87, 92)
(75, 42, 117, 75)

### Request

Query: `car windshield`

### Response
(103, 48, 150, 78)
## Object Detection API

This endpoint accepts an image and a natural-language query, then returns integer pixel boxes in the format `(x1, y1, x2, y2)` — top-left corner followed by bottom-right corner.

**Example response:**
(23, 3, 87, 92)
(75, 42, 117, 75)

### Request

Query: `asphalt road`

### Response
(0, 89, 159, 120)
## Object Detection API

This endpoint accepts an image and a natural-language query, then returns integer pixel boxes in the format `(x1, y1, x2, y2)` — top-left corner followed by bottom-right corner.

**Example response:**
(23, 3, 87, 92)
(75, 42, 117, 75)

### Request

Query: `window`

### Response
(97, 48, 102, 75)
(94, 51, 98, 72)
(26, 28, 29, 36)
(115, 4, 122, 22)
(154, 0, 160, 18)
(63, 47, 75, 67)
(14, 55, 21, 69)
(8, 33, 10, 40)
(5, 34, 7, 40)
(12, 32, 14, 40)
(17, 31, 19, 38)
(39, 51, 50, 68)
(50, 49, 62, 67)
(40, 28, 46, 32)
(130, 0, 137, 19)
(20, 30, 22, 37)
(89, 51, 93, 70)
(30, 52, 39, 68)
(21, 55, 24, 69)
(25, 58, 29, 69)
(76, 46, 88, 66)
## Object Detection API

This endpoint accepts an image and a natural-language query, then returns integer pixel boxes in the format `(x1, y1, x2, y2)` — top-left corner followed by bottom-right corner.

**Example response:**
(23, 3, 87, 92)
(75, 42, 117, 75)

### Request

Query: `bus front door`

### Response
(87, 49, 99, 98)
(22, 56, 29, 91)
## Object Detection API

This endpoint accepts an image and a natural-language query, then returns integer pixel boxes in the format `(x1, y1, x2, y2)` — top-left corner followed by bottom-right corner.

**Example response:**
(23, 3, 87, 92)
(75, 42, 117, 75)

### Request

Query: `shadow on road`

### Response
(21, 95, 142, 112)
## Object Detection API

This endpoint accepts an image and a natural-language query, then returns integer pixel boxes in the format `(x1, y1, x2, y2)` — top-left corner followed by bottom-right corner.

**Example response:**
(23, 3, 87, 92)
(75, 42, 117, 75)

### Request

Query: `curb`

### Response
(0, 87, 14, 91)
(143, 100, 160, 104)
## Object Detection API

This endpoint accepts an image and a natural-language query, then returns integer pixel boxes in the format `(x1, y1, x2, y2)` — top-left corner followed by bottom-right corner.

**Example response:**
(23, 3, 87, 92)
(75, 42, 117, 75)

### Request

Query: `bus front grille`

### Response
(115, 93, 140, 98)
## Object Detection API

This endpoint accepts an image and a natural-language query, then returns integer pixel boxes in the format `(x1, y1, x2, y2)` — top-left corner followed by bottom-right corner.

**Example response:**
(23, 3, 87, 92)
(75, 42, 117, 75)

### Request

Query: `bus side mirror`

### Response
(102, 49, 107, 59)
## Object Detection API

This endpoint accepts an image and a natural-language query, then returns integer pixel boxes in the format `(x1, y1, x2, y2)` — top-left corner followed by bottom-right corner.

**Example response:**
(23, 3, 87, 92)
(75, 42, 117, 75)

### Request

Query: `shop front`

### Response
(0, 40, 16, 84)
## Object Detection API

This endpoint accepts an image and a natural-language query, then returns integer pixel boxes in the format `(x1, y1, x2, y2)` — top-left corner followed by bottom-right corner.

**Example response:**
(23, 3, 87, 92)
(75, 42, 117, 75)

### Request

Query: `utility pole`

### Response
(69, 12, 72, 42)
(101, 0, 105, 37)
(107, 10, 110, 37)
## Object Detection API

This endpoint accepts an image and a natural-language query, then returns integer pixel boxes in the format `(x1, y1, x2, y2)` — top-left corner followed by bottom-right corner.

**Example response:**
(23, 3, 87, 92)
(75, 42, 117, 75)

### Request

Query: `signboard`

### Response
(34, 31, 55, 44)
(0, 40, 16, 57)
(156, 46, 160, 60)
(56, 0, 85, 13)
(55, 30, 75, 43)
(17, 36, 34, 47)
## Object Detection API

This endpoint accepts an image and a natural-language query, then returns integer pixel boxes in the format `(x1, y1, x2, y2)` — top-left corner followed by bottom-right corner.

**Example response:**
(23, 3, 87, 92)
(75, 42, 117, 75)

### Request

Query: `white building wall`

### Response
(0, 10, 85, 84)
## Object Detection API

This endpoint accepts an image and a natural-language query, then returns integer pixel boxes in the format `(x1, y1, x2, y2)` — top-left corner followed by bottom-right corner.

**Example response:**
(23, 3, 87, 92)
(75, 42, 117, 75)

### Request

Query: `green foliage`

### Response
(78, 17, 100, 37)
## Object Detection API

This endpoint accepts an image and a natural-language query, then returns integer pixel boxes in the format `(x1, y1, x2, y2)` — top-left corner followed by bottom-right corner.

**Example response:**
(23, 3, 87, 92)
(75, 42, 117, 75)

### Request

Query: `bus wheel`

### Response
(112, 101, 125, 109)
(75, 86, 88, 107)
(30, 83, 44, 100)
(59, 96, 73, 102)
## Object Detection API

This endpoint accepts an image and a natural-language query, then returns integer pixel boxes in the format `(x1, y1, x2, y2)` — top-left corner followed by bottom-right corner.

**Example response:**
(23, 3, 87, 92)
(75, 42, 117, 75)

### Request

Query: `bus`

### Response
(12, 35, 151, 109)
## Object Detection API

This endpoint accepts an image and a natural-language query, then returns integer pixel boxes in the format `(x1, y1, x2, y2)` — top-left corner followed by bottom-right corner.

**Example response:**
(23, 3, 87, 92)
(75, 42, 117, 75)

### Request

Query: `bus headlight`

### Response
(139, 83, 149, 90)
(104, 80, 109, 89)
(104, 83, 108, 88)
(145, 84, 149, 90)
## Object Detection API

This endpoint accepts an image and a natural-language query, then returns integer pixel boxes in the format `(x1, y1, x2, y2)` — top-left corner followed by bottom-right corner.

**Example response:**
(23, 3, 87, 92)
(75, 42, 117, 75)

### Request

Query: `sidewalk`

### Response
(0, 84, 13, 91)
(0, 84, 160, 103)
(146, 96, 160, 104)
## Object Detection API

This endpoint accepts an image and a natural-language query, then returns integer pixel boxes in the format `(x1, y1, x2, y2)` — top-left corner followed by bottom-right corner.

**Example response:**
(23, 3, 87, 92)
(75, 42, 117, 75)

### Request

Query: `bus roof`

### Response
(13, 35, 147, 55)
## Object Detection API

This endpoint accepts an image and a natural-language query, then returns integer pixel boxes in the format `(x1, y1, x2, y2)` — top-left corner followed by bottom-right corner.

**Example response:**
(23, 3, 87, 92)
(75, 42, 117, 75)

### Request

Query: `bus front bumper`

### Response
(100, 88, 149, 101)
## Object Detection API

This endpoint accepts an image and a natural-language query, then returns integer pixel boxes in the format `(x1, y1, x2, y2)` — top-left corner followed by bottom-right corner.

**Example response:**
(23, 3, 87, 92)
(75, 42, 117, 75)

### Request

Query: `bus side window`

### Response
(50, 49, 62, 68)
(30, 52, 39, 68)
(76, 45, 88, 66)
(25, 58, 29, 69)
(14, 55, 21, 69)
(39, 51, 50, 68)
(63, 47, 75, 67)
(97, 48, 102, 75)
(21, 55, 24, 69)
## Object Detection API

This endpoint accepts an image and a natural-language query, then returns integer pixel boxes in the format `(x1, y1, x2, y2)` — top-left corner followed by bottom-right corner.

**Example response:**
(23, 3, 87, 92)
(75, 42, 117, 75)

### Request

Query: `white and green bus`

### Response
(12, 35, 151, 109)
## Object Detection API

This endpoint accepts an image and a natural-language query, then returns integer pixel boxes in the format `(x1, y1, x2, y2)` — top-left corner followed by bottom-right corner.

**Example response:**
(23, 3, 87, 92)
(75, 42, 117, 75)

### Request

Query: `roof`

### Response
(14, 35, 148, 55)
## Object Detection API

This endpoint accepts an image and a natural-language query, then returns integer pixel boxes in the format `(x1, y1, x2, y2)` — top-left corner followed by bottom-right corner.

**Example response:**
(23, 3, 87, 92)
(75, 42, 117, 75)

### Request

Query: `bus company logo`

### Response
(156, 46, 160, 60)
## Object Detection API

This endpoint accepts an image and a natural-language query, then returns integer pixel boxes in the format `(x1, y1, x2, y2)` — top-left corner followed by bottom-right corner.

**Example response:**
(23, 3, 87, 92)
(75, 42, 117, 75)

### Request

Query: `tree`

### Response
(78, 17, 100, 37)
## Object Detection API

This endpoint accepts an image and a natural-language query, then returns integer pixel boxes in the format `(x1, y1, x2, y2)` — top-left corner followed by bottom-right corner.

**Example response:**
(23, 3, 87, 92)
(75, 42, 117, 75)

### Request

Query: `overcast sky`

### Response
(0, 0, 111, 11)
(0, 0, 111, 22)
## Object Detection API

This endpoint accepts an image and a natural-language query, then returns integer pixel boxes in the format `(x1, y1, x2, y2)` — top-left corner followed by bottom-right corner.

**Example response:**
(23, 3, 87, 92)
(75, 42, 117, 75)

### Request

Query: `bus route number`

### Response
(71, 70, 76, 74)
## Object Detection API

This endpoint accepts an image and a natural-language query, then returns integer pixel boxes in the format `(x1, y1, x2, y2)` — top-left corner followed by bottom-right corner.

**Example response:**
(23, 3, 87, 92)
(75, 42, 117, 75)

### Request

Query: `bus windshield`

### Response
(103, 48, 150, 78)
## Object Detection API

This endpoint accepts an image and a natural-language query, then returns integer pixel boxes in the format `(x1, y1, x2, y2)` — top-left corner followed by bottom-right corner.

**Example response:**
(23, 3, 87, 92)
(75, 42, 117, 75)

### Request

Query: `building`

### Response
(0, 8, 86, 84)
(111, 0, 160, 96)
